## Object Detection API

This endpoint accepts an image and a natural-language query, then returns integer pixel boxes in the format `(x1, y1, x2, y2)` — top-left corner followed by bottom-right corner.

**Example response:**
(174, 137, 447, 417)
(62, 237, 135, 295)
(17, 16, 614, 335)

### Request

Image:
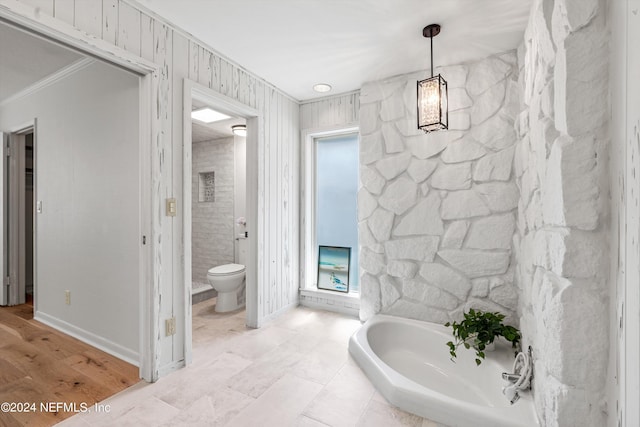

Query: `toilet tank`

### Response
(236, 237, 248, 265)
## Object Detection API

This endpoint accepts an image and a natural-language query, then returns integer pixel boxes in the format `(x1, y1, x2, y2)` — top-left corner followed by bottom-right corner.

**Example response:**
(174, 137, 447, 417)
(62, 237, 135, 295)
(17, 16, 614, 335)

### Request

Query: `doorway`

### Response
(190, 99, 248, 348)
(0, 126, 34, 308)
(182, 79, 260, 364)
(190, 101, 247, 304)
(0, 15, 157, 380)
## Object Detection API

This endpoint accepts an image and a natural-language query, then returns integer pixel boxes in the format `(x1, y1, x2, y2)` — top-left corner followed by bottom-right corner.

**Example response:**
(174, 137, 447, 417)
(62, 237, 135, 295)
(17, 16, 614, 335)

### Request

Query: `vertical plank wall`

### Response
(609, 1, 625, 424)
(300, 91, 360, 130)
(610, 1, 640, 425)
(622, 3, 640, 424)
(9, 0, 300, 373)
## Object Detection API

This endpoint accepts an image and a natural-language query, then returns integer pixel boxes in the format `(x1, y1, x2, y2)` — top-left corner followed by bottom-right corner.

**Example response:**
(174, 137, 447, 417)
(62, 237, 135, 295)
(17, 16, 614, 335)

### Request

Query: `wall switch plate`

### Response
(37, 200, 43, 213)
(166, 198, 177, 217)
(65, 290, 70, 305)
(165, 317, 176, 336)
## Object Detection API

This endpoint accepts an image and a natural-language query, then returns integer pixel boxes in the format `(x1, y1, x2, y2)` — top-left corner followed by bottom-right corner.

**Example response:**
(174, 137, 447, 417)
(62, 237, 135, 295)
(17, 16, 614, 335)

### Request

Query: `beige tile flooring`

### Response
(58, 299, 445, 427)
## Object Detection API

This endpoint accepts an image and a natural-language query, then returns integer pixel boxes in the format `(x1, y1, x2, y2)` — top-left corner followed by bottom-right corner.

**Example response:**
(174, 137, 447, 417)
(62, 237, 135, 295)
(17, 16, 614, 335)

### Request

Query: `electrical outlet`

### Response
(166, 198, 177, 217)
(165, 317, 176, 336)
(65, 290, 71, 305)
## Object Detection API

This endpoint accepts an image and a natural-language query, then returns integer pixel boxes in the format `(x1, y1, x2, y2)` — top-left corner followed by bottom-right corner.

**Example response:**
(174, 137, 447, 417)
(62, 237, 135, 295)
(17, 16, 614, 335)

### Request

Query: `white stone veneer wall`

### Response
(192, 137, 235, 285)
(514, 0, 609, 425)
(358, 52, 521, 325)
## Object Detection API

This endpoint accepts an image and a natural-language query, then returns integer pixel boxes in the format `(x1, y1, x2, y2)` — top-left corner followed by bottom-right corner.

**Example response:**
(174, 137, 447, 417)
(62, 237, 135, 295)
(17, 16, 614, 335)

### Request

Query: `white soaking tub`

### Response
(348, 315, 539, 427)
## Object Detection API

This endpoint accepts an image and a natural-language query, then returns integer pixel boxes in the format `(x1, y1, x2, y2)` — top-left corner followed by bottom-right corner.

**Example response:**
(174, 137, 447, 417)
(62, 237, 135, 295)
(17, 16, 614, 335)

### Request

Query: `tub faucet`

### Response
(501, 347, 533, 405)
(501, 372, 521, 383)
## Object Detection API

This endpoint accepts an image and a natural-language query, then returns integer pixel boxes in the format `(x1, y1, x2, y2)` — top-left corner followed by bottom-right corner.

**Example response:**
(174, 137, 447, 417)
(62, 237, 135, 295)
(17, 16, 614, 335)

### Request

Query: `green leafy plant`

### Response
(444, 309, 521, 366)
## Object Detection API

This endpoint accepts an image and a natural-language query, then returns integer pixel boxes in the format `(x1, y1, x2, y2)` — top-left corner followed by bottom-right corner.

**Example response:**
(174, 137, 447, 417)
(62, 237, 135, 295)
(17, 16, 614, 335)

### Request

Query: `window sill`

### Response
(300, 288, 359, 301)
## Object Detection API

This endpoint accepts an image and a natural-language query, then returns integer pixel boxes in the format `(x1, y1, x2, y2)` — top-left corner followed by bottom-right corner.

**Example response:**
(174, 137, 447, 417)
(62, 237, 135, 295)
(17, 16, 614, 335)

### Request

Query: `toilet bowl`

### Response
(207, 263, 246, 312)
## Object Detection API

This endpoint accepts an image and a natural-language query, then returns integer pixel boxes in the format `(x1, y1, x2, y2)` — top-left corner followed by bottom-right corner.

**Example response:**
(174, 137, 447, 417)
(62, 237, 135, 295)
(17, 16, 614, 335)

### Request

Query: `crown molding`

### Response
(0, 57, 95, 108)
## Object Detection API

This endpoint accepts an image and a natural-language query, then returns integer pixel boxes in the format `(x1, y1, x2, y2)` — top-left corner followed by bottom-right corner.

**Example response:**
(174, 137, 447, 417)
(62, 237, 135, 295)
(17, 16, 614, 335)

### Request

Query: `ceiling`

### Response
(135, 0, 533, 101)
(191, 99, 245, 142)
(0, 21, 84, 103)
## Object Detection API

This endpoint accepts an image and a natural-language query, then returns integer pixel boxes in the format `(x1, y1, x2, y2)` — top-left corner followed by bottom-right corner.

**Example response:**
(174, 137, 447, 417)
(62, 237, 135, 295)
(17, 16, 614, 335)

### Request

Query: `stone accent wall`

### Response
(514, 0, 609, 425)
(192, 137, 235, 285)
(358, 52, 520, 325)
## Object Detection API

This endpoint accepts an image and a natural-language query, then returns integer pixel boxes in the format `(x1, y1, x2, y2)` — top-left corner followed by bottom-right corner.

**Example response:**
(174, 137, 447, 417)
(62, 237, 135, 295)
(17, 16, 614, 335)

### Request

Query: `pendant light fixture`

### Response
(417, 24, 448, 133)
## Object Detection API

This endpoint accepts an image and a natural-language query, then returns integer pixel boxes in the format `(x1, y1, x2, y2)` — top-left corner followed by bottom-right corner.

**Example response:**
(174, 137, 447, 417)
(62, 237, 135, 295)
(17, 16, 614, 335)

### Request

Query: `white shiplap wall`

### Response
(7, 0, 300, 375)
(300, 91, 360, 130)
(610, 1, 640, 425)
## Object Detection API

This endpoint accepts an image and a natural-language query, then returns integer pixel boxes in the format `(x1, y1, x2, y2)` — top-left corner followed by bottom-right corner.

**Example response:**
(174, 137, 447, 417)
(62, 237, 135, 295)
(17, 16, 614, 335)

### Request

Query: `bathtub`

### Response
(348, 315, 539, 427)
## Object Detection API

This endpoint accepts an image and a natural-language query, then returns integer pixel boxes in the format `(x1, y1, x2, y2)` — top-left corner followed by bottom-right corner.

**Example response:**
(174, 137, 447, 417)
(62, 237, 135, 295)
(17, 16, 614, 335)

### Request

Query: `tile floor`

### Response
(57, 299, 445, 427)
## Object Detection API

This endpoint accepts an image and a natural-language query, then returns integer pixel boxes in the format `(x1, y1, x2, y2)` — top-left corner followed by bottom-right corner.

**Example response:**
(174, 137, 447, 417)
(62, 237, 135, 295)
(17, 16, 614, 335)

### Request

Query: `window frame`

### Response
(301, 125, 359, 294)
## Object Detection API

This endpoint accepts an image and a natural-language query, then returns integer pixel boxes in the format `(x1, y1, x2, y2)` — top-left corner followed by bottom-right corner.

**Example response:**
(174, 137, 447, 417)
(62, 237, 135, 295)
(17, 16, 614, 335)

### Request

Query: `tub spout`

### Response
(501, 372, 521, 384)
(503, 385, 520, 404)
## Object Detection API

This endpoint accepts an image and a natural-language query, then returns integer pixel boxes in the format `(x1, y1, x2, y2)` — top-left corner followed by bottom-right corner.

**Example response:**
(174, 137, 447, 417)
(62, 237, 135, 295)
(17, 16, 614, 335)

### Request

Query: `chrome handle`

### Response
(502, 372, 520, 383)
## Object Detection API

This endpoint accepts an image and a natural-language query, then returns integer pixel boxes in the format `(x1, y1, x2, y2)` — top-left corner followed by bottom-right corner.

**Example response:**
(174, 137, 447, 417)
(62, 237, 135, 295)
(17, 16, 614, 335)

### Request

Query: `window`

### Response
(315, 134, 359, 292)
(302, 128, 359, 295)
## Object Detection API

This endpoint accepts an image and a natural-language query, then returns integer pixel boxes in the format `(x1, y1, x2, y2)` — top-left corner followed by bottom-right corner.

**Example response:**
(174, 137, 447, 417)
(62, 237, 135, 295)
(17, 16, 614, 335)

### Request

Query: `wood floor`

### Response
(0, 300, 140, 426)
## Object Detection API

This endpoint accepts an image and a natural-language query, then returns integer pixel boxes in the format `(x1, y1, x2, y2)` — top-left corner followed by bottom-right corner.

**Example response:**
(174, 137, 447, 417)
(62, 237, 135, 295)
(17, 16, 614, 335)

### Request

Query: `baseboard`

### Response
(34, 311, 139, 366)
(257, 300, 299, 327)
(158, 359, 185, 377)
(300, 289, 359, 318)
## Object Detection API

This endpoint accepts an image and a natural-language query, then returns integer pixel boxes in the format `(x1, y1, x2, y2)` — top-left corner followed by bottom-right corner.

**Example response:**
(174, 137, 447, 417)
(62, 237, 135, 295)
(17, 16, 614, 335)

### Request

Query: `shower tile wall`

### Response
(192, 137, 235, 285)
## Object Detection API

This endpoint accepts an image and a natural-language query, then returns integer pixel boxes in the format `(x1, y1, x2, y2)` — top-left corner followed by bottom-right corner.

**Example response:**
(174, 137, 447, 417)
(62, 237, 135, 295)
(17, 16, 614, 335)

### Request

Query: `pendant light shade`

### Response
(417, 24, 448, 133)
(418, 75, 448, 132)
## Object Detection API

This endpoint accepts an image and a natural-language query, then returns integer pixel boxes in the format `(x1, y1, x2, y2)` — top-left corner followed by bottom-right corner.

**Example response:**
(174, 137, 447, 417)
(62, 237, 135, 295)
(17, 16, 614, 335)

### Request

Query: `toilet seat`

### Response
(207, 263, 245, 276)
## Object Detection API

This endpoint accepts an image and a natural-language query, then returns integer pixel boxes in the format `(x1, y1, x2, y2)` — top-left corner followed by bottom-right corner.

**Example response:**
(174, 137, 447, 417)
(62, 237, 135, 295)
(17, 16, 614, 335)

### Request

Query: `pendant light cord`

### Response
(430, 33, 434, 78)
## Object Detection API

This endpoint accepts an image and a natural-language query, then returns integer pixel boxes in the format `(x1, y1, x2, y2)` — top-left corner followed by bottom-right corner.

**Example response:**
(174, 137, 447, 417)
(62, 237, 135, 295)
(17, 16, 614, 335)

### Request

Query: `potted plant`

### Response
(444, 309, 521, 365)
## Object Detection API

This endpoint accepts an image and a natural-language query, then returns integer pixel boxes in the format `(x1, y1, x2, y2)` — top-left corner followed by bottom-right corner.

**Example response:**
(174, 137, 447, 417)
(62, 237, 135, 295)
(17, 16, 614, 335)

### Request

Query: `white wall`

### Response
(609, 2, 624, 425)
(610, 0, 640, 425)
(191, 137, 234, 284)
(4, 0, 301, 374)
(300, 92, 360, 130)
(0, 60, 140, 362)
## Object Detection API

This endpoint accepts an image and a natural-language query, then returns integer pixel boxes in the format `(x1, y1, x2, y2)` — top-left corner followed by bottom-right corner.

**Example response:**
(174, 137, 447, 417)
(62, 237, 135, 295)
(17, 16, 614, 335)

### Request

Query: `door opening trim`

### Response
(182, 79, 261, 365)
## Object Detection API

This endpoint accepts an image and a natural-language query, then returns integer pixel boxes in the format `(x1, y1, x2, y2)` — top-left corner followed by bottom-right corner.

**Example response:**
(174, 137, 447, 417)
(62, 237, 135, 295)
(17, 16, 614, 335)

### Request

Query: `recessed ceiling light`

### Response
(313, 83, 332, 93)
(231, 124, 247, 137)
(191, 107, 231, 123)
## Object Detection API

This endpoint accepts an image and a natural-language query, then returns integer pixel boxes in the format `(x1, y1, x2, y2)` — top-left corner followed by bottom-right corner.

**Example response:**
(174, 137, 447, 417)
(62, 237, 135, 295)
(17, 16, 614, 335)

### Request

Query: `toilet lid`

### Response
(208, 263, 245, 276)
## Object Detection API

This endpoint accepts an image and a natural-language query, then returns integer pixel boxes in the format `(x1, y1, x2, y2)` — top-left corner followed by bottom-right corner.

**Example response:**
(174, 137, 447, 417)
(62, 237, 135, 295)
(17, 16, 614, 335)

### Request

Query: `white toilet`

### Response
(207, 238, 247, 312)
